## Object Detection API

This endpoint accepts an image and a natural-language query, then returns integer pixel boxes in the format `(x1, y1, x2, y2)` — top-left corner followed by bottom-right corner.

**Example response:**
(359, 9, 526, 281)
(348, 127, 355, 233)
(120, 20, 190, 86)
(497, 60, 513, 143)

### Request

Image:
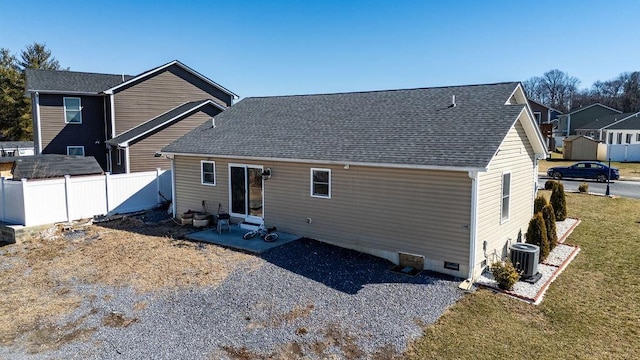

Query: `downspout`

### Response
(103, 97, 111, 172)
(171, 156, 176, 217)
(109, 93, 116, 138)
(466, 171, 479, 283)
(34, 92, 42, 154)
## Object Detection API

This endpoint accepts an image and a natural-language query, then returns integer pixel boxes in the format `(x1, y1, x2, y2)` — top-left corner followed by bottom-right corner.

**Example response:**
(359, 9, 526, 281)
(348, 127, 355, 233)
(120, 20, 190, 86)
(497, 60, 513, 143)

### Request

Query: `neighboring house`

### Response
(0, 141, 35, 157)
(8, 154, 103, 180)
(527, 99, 562, 151)
(0, 158, 14, 178)
(555, 103, 621, 139)
(161, 82, 547, 280)
(527, 98, 562, 125)
(562, 135, 606, 161)
(576, 112, 640, 144)
(24, 60, 237, 174)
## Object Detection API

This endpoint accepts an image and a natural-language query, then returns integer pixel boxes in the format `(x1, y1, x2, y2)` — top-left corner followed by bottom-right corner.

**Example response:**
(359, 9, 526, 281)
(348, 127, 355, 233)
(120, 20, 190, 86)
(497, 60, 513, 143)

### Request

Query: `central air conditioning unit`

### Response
(509, 243, 541, 283)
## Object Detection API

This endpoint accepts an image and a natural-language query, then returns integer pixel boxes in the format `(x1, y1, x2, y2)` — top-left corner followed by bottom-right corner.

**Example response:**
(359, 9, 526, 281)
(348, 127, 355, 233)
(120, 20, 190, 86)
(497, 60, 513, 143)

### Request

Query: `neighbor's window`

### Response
(636, 134, 640, 142)
(626, 134, 632, 144)
(311, 168, 331, 198)
(63, 97, 82, 124)
(617, 133, 623, 144)
(608, 132, 614, 144)
(533, 112, 542, 124)
(201, 160, 216, 186)
(67, 146, 84, 156)
(501, 172, 511, 222)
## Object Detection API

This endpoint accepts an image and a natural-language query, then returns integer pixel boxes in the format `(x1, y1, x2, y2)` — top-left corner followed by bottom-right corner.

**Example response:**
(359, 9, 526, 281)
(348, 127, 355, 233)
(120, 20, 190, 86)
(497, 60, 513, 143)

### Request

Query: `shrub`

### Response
(490, 260, 521, 290)
(541, 203, 558, 250)
(550, 182, 567, 221)
(544, 180, 557, 190)
(534, 195, 548, 214)
(578, 182, 589, 193)
(526, 212, 550, 261)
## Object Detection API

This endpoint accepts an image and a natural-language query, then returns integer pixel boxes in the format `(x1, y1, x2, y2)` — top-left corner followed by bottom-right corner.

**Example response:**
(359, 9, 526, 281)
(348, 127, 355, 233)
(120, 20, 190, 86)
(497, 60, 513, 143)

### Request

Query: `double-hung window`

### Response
(63, 97, 82, 124)
(501, 172, 511, 223)
(201, 161, 216, 186)
(310, 168, 331, 198)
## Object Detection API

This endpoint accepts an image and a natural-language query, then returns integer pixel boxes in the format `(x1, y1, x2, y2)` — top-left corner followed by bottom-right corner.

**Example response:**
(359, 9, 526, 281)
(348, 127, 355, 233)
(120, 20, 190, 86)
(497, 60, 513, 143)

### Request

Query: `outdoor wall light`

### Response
(261, 168, 272, 179)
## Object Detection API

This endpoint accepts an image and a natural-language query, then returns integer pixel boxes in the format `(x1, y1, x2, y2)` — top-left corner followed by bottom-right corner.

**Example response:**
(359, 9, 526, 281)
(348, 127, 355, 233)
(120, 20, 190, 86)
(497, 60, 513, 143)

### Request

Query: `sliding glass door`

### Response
(229, 164, 263, 223)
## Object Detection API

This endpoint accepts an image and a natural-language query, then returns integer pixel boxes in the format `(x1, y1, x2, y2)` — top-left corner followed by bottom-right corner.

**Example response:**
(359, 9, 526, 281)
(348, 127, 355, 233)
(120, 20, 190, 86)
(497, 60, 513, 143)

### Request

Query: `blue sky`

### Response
(1, 0, 638, 98)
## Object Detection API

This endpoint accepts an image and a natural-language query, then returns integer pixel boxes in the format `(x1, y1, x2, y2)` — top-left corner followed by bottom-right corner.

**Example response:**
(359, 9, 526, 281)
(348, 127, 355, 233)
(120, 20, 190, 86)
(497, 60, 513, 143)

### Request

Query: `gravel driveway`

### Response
(1, 239, 464, 359)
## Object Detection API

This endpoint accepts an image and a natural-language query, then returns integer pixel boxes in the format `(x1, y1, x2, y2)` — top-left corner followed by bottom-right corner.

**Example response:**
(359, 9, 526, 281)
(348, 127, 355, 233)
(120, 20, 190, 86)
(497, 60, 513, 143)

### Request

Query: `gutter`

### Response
(158, 151, 487, 173)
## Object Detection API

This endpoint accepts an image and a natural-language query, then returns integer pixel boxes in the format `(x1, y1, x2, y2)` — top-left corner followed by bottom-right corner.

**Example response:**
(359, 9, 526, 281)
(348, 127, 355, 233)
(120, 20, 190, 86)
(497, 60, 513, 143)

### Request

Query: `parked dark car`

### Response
(547, 161, 619, 182)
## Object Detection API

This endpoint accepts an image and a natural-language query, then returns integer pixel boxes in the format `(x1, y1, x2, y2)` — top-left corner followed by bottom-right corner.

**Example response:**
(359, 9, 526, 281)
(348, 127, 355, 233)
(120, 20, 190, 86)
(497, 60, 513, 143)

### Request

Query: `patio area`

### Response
(185, 225, 301, 253)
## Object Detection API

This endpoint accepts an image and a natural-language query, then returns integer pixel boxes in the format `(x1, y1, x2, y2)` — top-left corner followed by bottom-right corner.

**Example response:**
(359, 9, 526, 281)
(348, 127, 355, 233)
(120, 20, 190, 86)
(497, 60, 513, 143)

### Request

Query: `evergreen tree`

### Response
(550, 182, 567, 221)
(541, 203, 558, 250)
(526, 213, 550, 261)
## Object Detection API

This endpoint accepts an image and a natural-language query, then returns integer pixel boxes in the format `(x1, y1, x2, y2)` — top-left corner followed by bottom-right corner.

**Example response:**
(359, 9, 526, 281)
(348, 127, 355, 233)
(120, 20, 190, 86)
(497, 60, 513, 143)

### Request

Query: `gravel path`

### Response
(1, 239, 464, 359)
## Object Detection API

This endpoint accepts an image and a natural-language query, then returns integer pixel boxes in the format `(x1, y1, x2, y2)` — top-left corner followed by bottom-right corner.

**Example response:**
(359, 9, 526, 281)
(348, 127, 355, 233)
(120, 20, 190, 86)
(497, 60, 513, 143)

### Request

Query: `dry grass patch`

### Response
(0, 215, 255, 349)
(408, 193, 640, 359)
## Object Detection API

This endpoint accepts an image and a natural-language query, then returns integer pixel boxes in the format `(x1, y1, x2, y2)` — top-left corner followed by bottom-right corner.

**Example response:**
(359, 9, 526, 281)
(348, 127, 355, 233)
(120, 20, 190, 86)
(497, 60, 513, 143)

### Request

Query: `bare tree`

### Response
(523, 69, 580, 112)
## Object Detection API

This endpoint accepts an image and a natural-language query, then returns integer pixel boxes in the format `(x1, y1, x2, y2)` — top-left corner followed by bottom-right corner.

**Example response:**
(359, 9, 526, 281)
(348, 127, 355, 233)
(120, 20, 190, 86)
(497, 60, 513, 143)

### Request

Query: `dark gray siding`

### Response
(38, 94, 108, 170)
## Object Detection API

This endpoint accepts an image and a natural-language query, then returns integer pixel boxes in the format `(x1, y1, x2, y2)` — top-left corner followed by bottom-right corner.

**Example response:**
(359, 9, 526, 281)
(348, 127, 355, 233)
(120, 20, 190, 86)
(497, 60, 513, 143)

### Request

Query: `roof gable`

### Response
(163, 82, 546, 170)
(103, 60, 238, 98)
(25, 69, 134, 94)
(567, 103, 622, 115)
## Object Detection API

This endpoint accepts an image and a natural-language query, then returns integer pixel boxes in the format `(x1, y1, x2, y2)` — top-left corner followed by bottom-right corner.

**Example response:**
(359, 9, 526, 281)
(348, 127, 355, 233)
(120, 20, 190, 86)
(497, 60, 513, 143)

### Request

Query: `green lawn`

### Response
(408, 193, 640, 359)
(539, 158, 640, 178)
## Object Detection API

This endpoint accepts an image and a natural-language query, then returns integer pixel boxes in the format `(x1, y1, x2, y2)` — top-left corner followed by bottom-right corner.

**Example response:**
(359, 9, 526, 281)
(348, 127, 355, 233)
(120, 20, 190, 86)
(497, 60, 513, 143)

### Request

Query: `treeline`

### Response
(524, 69, 640, 114)
(0, 42, 62, 141)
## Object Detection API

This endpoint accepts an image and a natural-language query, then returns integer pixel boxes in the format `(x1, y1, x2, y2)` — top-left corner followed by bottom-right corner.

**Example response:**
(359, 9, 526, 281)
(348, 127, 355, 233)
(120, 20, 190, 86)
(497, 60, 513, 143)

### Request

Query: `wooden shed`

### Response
(563, 135, 607, 160)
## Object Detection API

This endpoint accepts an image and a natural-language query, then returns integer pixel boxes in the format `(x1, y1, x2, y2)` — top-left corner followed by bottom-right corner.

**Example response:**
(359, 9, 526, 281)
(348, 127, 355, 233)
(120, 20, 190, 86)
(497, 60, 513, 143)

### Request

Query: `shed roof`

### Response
(11, 155, 104, 179)
(106, 100, 224, 147)
(163, 82, 538, 170)
(563, 135, 599, 143)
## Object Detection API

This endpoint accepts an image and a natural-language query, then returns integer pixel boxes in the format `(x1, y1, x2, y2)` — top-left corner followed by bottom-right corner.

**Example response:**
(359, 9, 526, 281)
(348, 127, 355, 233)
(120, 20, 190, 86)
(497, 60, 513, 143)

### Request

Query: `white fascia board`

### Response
(158, 151, 486, 173)
(103, 60, 238, 98)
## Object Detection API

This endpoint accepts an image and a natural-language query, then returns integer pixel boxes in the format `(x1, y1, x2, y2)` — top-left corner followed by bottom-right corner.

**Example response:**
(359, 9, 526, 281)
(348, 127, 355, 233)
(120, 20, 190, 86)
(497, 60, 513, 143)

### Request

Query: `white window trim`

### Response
(310, 168, 331, 199)
(67, 146, 85, 156)
(201, 160, 216, 186)
(500, 171, 511, 224)
(63, 97, 83, 124)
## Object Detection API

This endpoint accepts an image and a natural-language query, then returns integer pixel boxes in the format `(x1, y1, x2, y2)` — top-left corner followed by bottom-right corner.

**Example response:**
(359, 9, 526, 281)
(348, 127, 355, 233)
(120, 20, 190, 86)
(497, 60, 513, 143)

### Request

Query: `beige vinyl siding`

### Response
(127, 109, 219, 173)
(475, 117, 536, 277)
(112, 65, 228, 136)
(174, 155, 472, 275)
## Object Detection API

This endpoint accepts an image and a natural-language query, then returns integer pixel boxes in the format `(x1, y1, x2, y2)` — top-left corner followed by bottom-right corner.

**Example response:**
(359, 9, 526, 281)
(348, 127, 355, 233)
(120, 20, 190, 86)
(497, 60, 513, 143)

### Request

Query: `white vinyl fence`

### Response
(0, 169, 172, 227)
(606, 144, 640, 162)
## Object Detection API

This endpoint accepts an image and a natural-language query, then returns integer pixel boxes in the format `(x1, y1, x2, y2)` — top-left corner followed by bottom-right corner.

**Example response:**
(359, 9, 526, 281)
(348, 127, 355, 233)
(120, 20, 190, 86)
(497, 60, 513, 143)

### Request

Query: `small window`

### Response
(310, 168, 331, 198)
(608, 132, 614, 144)
(67, 146, 84, 156)
(636, 134, 640, 142)
(201, 161, 216, 186)
(533, 112, 542, 124)
(116, 149, 122, 165)
(63, 97, 82, 124)
(626, 134, 632, 144)
(617, 133, 623, 144)
(501, 172, 511, 222)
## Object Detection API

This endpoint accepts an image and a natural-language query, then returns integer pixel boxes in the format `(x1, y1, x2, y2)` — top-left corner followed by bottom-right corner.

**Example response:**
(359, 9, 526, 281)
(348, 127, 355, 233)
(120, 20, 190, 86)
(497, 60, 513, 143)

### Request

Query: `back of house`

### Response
(162, 82, 547, 280)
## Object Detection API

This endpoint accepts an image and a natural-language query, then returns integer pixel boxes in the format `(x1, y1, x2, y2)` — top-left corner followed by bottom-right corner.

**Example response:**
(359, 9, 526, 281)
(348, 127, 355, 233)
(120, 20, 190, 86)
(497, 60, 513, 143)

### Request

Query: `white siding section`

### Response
(475, 118, 536, 278)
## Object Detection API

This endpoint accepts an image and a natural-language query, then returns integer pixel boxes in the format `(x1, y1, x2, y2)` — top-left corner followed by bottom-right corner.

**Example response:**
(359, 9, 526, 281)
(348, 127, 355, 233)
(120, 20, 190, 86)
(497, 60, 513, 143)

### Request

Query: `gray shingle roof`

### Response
(25, 69, 134, 94)
(606, 112, 640, 129)
(106, 100, 222, 146)
(577, 112, 638, 130)
(162, 82, 526, 169)
(11, 155, 103, 179)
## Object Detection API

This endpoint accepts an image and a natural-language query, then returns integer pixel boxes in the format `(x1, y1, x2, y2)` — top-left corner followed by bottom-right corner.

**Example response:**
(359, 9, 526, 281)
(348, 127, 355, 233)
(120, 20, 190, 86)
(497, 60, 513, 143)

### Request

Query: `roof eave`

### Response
(25, 89, 103, 96)
(158, 151, 487, 173)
